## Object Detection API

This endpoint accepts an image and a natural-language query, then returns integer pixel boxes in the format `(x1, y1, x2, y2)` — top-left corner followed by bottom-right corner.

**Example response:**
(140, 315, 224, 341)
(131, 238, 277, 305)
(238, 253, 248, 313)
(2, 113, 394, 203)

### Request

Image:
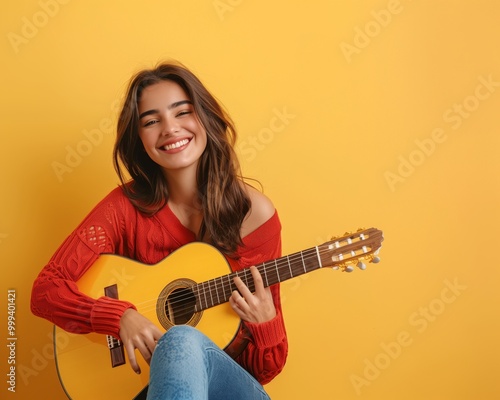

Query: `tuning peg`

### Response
(364, 254, 381, 264)
(344, 265, 354, 273)
(357, 261, 367, 270)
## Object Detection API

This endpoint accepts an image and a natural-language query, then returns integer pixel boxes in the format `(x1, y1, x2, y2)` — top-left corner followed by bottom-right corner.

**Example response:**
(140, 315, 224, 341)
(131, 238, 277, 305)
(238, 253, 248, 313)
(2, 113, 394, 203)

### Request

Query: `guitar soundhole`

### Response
(156, 279, 202, 331)
(166, 287, 196, 325)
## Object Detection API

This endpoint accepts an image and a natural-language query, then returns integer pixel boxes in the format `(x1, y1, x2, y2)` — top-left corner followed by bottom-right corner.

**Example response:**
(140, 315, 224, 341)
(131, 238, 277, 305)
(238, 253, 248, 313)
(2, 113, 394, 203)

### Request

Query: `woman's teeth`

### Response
(163, 139, 189, 150)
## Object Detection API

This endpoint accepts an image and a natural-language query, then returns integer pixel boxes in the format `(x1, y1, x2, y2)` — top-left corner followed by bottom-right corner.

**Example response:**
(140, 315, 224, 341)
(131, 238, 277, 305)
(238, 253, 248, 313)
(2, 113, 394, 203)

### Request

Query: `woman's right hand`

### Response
(119, 308, 164, 374)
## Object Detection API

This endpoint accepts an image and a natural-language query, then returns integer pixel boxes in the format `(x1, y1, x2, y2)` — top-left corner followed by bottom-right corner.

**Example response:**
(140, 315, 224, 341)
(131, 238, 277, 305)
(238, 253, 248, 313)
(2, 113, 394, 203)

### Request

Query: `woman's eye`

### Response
(144, 120, 158, 127)
(177, 110, 192, 117)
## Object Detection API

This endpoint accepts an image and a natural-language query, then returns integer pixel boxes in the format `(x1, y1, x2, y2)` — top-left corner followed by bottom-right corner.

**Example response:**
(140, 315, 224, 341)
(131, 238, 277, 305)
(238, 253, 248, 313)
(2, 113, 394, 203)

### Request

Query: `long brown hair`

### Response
(113, 62, 251, 254)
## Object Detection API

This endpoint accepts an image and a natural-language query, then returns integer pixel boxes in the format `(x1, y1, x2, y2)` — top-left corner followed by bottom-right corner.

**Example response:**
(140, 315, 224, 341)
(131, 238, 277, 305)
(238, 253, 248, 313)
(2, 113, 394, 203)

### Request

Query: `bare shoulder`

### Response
(241, 184, 276, 238)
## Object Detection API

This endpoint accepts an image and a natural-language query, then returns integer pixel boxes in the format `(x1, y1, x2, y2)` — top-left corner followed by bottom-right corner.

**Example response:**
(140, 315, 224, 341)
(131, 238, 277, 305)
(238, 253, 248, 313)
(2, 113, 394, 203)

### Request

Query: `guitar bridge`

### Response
(105, 284, 126, 368)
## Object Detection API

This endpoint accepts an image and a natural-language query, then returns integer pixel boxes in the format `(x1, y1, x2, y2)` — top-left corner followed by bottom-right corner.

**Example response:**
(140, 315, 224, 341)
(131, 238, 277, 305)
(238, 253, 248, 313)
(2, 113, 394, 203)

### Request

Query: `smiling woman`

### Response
(113, 63, 255, 253)
(137, 81, 208, 176)
(30, 61, 288, 400)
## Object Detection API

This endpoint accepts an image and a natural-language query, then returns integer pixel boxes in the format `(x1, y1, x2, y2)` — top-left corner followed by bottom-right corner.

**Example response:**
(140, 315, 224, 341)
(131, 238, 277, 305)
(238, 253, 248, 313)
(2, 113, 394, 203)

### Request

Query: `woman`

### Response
(31, 62, 288, 399)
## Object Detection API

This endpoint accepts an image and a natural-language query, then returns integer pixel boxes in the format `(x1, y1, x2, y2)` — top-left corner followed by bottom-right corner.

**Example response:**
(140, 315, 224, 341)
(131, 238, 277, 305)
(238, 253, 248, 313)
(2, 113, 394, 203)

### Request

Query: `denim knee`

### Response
(158, 325, 205, 347)
(154, 325, 211, 362)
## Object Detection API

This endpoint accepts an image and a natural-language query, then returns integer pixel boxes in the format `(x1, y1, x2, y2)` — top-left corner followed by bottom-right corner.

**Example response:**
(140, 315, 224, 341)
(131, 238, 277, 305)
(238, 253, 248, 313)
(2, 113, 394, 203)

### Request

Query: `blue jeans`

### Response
(147, 325, 271, 400)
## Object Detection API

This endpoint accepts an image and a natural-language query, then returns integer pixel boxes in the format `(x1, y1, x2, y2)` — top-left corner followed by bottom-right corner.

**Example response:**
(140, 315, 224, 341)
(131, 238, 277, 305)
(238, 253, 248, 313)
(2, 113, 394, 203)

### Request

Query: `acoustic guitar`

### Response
(53, 227, 383, 399)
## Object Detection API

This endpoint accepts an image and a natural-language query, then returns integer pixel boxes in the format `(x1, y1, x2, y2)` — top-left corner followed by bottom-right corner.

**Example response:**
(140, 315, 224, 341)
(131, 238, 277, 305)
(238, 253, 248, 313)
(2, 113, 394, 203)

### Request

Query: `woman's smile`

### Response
(159, 137, 192, 152)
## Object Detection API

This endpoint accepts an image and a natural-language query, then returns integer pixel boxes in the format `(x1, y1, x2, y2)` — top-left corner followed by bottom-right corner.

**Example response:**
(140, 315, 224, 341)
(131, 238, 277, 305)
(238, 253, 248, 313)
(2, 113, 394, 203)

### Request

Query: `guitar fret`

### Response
(267, 260, 278, 286)
(234, 271, 245, 290)
(208, 278, 214, 308)
(286, 258, 292, 279)
(301, 251, 306, 274)
(216, 276, 221, 304)
(223, 275, 227, 299)
(239, 270, 244, 289)
(210, 279, 216, 307)
(223, 274, 229, 303)
(276, 259, 280, 282)
(194, 284, 200, 312)
(306, 249, 320, 272)
(243, 269, 250, 290)
(213, 278, 218, 305)
(227, 273, 233, 300)
(197, 282, 203, 310)
(286, 256, 291, 281)
(202, 281, 208, 310)
(315, 246, 323, 268)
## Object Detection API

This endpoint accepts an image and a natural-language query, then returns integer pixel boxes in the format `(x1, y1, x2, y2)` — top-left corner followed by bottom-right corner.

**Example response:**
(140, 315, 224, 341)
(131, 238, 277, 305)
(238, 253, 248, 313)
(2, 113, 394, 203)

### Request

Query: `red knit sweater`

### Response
(31, 186, 287, 384)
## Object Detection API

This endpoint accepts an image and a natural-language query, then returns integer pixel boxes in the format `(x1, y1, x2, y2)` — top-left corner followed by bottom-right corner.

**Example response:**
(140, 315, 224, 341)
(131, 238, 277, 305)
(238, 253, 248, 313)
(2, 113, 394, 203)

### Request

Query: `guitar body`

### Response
(53, 227, 384, 399)
(54, 242, 241, 400)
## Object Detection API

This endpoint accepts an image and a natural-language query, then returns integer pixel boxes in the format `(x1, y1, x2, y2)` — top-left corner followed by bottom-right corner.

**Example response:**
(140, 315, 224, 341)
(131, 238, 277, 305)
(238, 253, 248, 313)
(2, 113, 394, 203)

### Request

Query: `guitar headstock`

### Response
(318, 228, 384, 272)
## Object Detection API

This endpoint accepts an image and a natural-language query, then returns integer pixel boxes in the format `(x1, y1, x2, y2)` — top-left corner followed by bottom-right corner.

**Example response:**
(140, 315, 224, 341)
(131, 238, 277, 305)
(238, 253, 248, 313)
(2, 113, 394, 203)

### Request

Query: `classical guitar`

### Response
(53, 227, 383, 399)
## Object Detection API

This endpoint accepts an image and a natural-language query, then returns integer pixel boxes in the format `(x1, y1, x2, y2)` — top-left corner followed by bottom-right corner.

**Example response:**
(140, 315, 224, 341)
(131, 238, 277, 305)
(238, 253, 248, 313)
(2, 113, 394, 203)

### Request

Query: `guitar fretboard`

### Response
(194, 246, 323, 311)
(190, 227, 383, 312)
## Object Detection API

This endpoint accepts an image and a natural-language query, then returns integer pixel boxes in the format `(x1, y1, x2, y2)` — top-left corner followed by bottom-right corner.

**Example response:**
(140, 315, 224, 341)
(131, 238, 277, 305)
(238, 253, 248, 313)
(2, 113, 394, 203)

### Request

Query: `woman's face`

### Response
(137, 80, 207, 175)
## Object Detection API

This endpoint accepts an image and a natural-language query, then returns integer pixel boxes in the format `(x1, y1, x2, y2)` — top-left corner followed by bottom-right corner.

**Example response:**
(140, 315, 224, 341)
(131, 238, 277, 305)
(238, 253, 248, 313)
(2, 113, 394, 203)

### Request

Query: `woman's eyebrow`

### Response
(139, 100, 192, 119)
(168, 100, 192, 110)
(139, 109, 158, 119)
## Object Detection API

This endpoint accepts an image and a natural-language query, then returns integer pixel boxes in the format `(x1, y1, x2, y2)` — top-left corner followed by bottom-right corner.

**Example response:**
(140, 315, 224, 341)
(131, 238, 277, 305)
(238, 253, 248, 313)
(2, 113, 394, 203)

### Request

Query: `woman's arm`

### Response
(30, 188, 136, 338)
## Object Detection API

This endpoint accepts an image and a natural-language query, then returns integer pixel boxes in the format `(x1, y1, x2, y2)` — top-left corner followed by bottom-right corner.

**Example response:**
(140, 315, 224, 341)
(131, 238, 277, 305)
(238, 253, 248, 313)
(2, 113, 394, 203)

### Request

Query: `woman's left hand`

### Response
(230, 266, 276, 323)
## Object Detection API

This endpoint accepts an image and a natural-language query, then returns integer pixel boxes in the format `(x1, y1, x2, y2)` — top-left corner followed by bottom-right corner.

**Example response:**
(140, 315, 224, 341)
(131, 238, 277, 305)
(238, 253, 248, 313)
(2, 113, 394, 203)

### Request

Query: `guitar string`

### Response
(126, 240, 377, 317)
(129, 249, 319, 315)
(128, 241, 376, 314)
(160, 241, 379, 321)
(121, 244, 377, 321)
(132, 247, 320, 308)
(146, 236, 380, 321)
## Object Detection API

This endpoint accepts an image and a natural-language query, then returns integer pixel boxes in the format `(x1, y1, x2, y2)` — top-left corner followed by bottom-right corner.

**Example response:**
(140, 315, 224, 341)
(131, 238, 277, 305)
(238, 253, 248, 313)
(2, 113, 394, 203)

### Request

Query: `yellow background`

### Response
(1, 0, 499, 399)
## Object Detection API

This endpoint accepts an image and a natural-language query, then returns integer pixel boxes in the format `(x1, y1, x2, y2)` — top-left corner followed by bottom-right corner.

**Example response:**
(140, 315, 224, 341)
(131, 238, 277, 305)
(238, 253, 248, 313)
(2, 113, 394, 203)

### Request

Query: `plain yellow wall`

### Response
(1, 0, 500, 399)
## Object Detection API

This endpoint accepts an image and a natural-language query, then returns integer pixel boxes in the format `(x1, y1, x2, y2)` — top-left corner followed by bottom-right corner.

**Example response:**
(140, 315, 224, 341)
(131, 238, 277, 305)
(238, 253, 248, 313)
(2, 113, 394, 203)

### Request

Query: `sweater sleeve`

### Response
(30, 188, 136, 339)
(233, 212, 288, 385)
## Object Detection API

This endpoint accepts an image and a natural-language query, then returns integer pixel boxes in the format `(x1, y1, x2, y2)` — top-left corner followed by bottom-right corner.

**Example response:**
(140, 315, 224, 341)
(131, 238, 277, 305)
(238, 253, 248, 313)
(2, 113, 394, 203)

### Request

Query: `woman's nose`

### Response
(161, 117, 179, 135)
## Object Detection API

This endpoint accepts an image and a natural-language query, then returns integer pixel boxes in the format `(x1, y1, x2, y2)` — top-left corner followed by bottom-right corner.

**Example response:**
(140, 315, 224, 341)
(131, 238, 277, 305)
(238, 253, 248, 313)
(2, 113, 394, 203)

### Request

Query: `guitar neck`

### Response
(195, 246, 322, 311)
(193, 227, 383, 312)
